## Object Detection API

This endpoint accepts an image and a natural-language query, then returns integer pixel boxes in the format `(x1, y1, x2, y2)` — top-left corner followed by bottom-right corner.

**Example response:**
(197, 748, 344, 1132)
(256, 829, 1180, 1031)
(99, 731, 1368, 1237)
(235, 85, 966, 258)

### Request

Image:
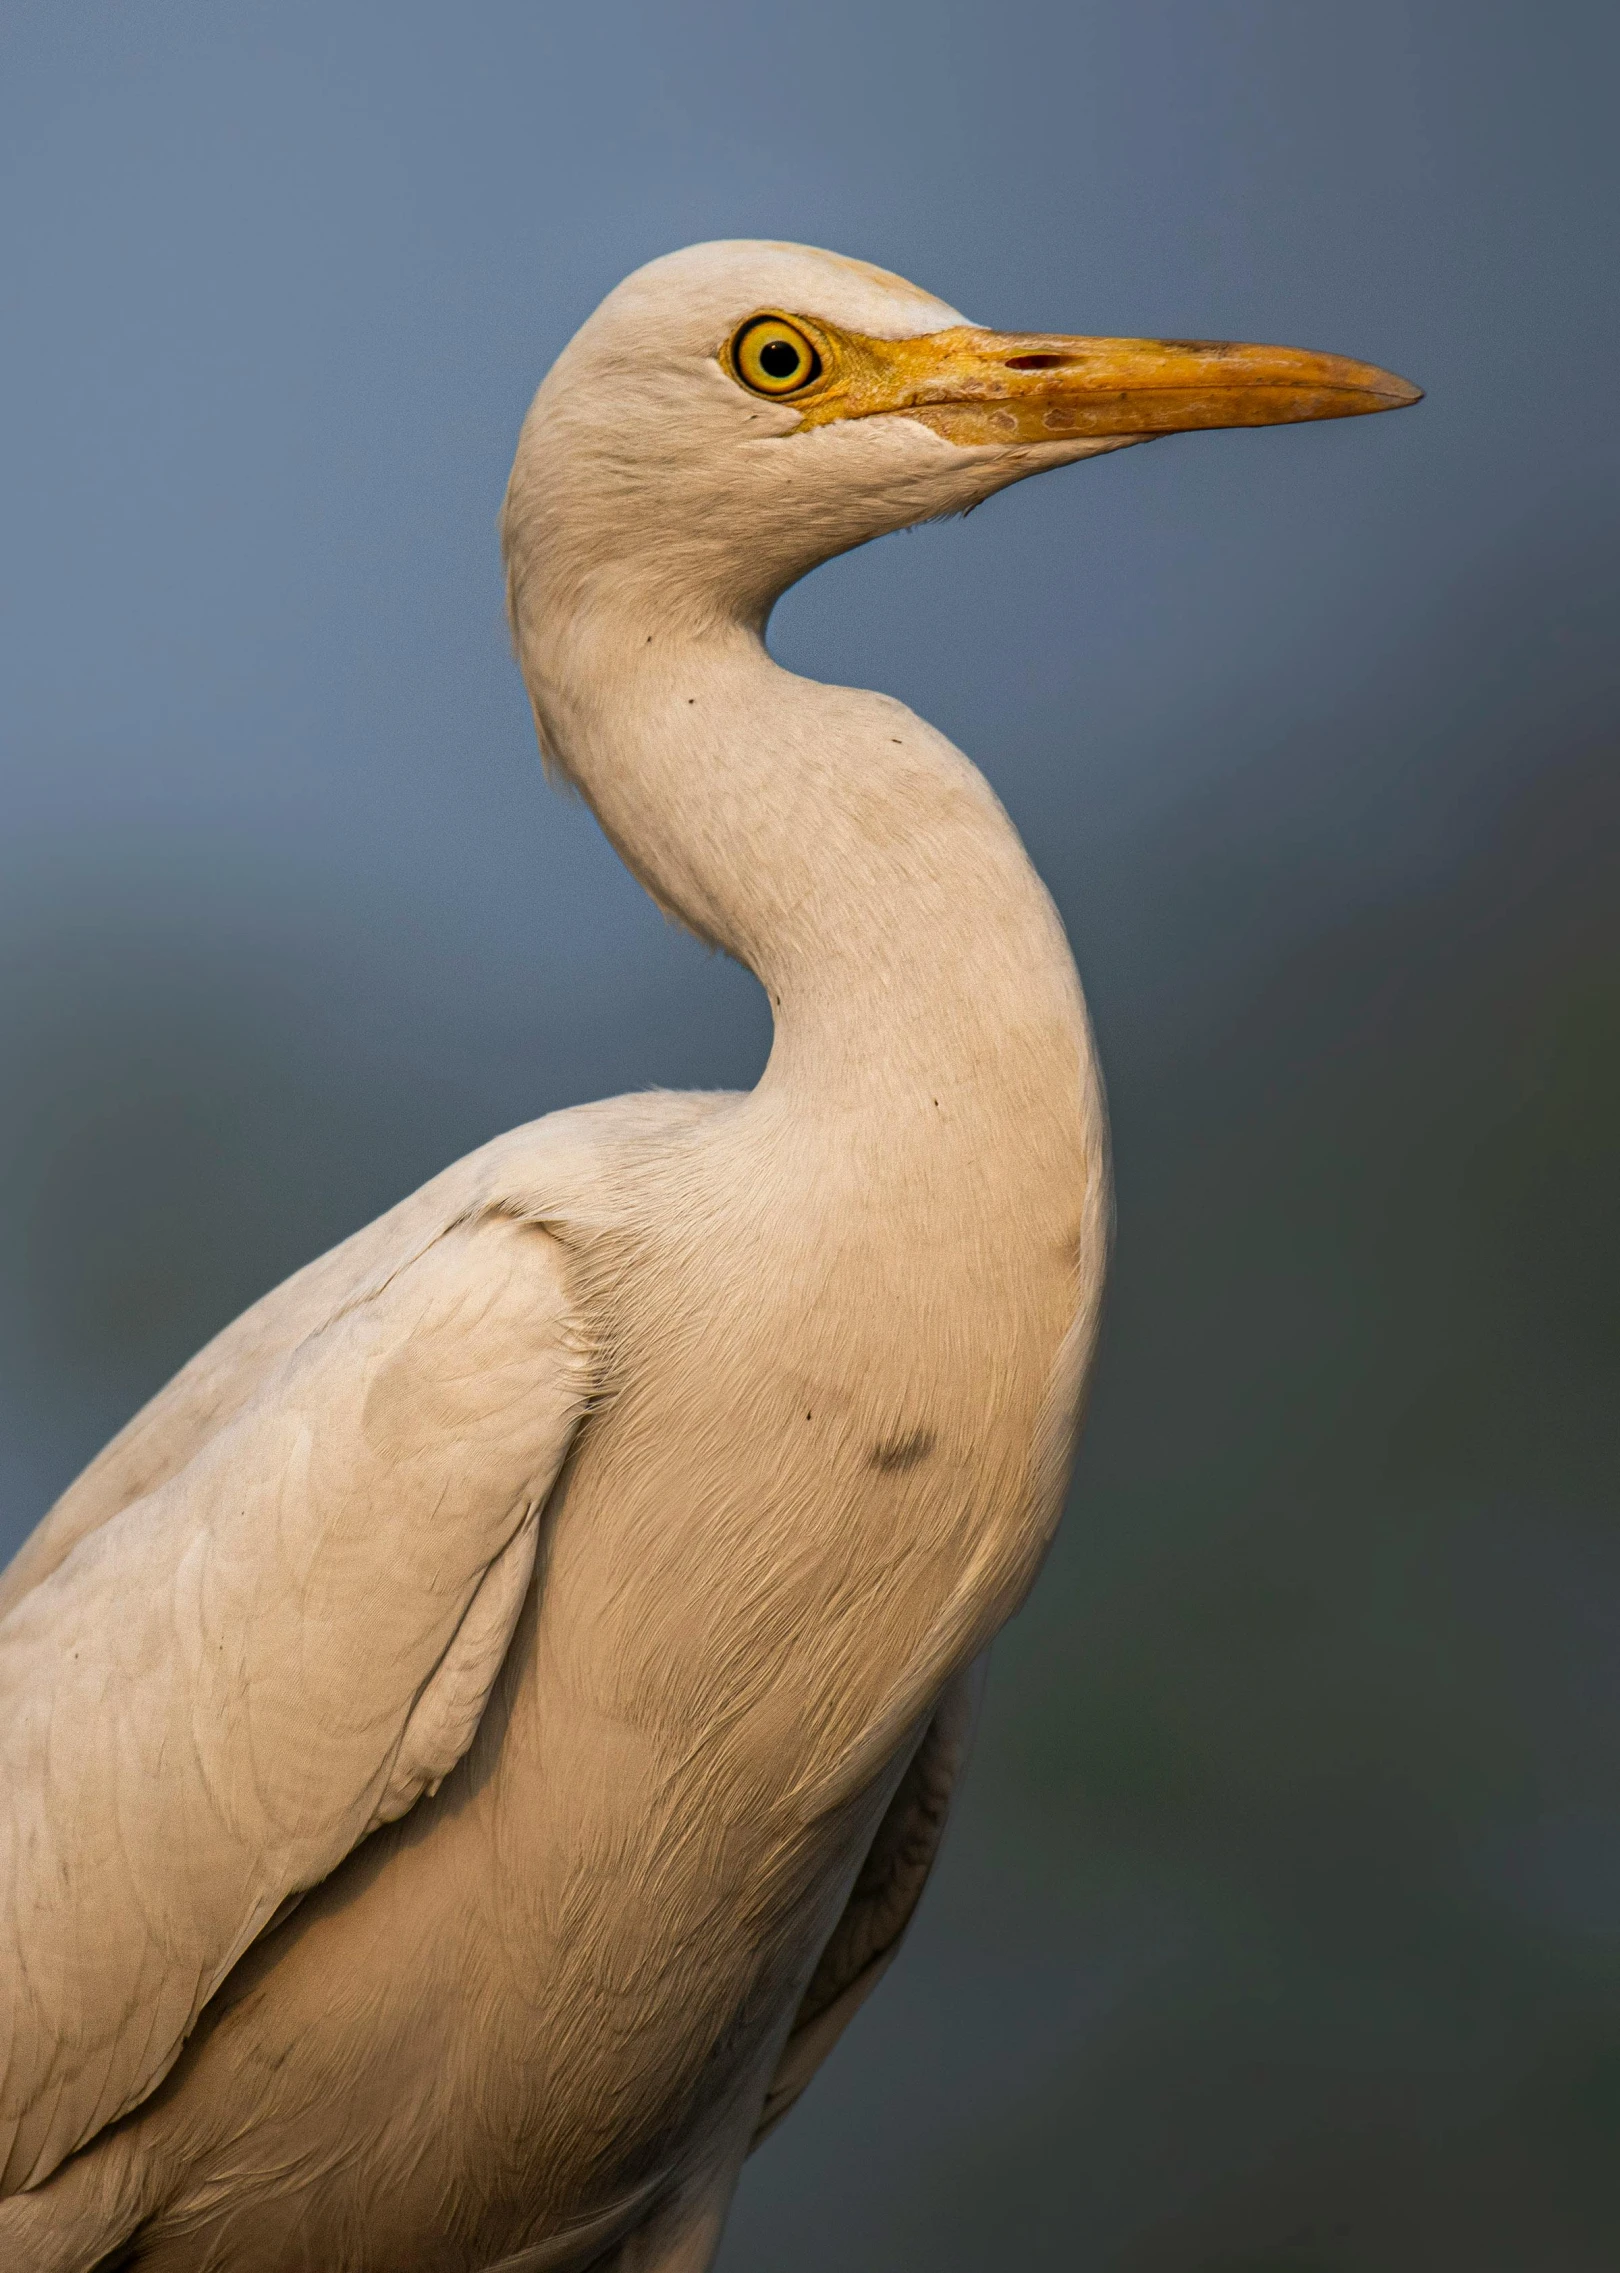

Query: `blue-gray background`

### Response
(2, 4, 1615, 2265)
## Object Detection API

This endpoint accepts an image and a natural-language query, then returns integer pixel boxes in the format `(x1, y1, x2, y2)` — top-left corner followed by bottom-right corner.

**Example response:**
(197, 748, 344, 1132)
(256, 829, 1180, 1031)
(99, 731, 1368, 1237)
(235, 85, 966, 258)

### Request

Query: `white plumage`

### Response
(0, 241, 1416, 2270)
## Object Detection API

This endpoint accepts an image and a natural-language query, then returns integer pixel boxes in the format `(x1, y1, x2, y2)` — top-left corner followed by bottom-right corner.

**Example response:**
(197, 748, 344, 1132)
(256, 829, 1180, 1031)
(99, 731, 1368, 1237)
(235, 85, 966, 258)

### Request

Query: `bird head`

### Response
(502, 239, 1419, 642)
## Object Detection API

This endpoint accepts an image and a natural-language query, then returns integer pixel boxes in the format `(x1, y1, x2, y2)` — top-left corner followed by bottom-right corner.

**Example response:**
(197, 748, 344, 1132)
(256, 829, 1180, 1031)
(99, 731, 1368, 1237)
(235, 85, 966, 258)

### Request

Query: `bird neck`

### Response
(520, 601, 1089, 1115)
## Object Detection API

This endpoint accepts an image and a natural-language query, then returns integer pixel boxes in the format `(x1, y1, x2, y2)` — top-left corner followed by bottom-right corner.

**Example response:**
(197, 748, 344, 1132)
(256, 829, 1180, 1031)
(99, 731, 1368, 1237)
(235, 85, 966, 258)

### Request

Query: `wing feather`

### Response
(752, 1659, 984, 2147)
(0, 1210, 589, 2195)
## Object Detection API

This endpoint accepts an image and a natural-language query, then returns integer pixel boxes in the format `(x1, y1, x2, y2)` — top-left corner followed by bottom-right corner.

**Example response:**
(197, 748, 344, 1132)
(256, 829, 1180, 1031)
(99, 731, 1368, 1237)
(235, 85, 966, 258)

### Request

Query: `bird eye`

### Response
(731, 316, 822, 397)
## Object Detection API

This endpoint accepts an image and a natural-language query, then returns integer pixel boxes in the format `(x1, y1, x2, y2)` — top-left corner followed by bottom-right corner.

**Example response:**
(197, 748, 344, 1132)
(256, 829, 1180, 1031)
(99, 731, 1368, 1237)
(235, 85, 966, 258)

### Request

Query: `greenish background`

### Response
(1, 4, 1615, 2265)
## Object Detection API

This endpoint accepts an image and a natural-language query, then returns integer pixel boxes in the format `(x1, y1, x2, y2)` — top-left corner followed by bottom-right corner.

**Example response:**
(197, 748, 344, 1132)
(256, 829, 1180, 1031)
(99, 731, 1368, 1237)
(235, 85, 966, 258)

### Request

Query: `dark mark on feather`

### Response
(869, 1428, 936, 1473)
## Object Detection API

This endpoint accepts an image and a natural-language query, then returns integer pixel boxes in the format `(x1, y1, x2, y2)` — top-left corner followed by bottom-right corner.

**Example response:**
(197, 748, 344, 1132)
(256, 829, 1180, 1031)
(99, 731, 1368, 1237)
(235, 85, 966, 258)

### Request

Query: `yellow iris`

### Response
(731, 316, 822, 397)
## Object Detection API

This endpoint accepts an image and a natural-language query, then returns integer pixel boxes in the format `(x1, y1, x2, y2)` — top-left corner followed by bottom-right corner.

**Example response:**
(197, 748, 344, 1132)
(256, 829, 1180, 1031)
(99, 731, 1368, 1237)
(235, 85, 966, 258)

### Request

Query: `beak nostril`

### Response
(1002, 352, 1073, 370)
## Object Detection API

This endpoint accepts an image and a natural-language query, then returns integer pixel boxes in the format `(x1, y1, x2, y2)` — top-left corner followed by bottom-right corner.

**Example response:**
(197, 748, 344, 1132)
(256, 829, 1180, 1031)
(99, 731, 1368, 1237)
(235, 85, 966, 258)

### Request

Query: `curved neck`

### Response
(519, 600, 1087, 1112)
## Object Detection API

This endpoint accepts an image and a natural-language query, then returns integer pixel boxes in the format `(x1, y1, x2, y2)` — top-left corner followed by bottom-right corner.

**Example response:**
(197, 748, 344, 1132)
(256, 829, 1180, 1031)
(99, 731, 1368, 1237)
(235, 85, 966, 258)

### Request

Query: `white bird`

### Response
(0, 241, 1417, 2272)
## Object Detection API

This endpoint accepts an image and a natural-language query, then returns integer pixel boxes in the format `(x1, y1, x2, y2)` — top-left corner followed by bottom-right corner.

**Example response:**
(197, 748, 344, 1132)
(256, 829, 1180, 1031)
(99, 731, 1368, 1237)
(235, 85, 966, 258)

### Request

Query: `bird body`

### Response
(0, 242, 1415, 2269)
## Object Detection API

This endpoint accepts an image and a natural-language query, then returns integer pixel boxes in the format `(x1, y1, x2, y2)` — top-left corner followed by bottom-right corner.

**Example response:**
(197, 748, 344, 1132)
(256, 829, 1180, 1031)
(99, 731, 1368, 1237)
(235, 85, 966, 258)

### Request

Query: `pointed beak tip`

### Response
(1377, 371, 1424, 410)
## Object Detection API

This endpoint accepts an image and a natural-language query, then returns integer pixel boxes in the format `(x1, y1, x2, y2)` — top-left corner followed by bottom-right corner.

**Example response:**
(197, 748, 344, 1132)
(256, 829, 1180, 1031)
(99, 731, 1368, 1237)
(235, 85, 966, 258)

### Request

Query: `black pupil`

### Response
(759, 337, 803, 380)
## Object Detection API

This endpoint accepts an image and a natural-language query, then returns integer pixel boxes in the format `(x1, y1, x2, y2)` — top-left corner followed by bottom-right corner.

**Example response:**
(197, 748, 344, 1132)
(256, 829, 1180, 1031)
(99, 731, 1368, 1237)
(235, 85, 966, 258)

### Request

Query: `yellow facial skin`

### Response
(725, 310, 1421, 444)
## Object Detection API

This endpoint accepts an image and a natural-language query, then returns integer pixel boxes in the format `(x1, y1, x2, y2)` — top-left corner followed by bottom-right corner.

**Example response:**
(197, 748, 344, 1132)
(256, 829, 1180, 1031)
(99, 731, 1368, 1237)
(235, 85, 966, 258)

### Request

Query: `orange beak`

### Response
(791, 323, 1422, 446)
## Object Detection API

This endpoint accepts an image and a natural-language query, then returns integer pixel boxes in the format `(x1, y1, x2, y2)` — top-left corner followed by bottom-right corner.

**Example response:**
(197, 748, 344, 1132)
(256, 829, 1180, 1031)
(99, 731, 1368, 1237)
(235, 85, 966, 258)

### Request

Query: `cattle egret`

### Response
(0, 242, 1418, 2271)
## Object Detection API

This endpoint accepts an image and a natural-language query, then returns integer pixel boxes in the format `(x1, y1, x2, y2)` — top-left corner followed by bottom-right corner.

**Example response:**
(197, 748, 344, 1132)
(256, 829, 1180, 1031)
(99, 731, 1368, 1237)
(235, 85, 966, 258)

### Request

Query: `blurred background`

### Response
(1, 3, 1615, 2264)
